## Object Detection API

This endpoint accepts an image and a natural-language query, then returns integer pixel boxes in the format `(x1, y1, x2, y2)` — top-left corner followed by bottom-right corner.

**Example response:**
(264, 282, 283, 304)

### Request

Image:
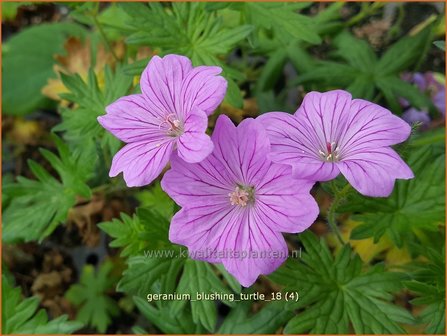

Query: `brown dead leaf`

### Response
(5, 117, 43, 146)
(101, 198, 128, 222)
(42, 296, 77, 319)
(67, 194, 105, 247)
(31, 271, 63, 299)
(218, 98, 259, 124)
(42, 37, 125, 102)
(28, 249, 75, 317)
(353, 19, 392, 48)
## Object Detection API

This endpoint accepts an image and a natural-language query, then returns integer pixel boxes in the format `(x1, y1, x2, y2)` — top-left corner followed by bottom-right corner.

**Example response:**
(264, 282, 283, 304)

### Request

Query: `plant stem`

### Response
(346, 2, 383, 27)
(92, 183, 128, 194)
(92, 14, 119, 62)
(326, 183, 351, 245)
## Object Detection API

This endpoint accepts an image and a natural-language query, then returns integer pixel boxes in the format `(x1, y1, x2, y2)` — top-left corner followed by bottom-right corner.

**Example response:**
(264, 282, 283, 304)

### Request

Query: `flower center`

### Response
(160, 114, 183, 137)
(228, 186, 254, 207)
(319, 142, 341, 162)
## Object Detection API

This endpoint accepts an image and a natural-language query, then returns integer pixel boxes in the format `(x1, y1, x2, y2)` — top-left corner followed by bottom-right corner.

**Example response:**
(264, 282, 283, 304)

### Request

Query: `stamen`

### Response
(160, 113, 183, 137)
(228, 186, 254, 207)
(319, 141, 341, 162)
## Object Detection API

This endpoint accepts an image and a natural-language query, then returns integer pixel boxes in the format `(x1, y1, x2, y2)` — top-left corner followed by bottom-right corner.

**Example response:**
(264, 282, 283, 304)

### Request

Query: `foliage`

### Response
(118, 2, 253, 107)
(109, 203, 239, 332)
(54, 64, 132, 161)
(134, 297, 204, 334)
(342, 143, 445, 248)
(240, 2, 320, 44)
(3, 23, 86, 115)
(99, 183, 175, 257)
(405, 246, 445, 334)
(2, 275, 83, 334)
(269, 232, 415, 334)
(2, 2, 445, 335)
(218, 300, 293, 334)
(295, 26, 436, 113)
(65, 261, 119, 333)
(3, 135, 92, 243)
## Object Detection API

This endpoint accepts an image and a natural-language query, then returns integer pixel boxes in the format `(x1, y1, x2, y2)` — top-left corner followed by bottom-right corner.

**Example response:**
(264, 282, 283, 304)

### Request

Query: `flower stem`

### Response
(91, 183, 128, 195)
(92, 13, 119, 62)
(326, 183, 351, 245)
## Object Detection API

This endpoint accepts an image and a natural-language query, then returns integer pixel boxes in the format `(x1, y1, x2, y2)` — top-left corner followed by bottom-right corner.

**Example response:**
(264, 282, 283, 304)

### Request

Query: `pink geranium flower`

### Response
(259, 90, 414, 197)
(161, 115, 319, 287)
(98, 54, 227, 187)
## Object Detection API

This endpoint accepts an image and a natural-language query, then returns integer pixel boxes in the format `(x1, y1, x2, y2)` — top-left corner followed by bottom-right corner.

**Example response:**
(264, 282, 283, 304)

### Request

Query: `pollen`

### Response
(160, 113, 183, 137)
(228, 186, 251, 207)
(319, 141, 341, 162)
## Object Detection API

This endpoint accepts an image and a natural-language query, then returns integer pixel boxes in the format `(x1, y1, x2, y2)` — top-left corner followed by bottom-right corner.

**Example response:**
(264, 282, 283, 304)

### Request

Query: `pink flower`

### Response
(402, 108, 430, 129)
(259, 90, 414, 197)
(401, 72, 445, 116)
(161, 115, 319, 287)
(98, 54, 227, 187)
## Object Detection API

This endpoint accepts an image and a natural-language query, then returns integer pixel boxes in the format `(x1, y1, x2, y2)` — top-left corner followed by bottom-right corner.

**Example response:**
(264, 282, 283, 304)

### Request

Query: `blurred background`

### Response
(2, 2, 445, 334)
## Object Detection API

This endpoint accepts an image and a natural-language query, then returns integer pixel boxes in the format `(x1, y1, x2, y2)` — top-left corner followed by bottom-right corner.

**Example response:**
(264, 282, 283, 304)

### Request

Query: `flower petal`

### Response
(177, 108, 213, 163)
(212, 115, 271, 186)
(339, 99, 412, 156)
(258, 112, 340, 181)
(169, 204, 239, 263)
(297, 90, 352, 146)
(221, 209, 288, 287)
(110, 139, 174, 187)
(291, 157, 340, 181)
(140, 54, 193, 117)
(337, 147, 414, 197)
(161, 153, 233, 208)
(256, 164, 319, 233)
(98, 94, 164, 143)
(258, 112, 319, 161)
(180, 65, 227, 116)
(171, 204, 289, 287)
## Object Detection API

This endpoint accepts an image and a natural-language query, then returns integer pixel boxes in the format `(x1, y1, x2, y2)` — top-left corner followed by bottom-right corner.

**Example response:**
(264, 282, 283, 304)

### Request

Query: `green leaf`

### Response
(2, 135, 92, 243)
(375, 76, 435, 114)
(255, 49, 288, 94)
(215, 264, 241, 294)
(269, 232, 414, 334)
(121, 58, 150, 76)
(117, 256, 184, 297)
(2, 275, 82, 334)
(244, 3, 321, 44)
(295, 27, 434, 104)
(65, 261, 119, 333)
(54, 64, 131, 159)
(345, 144, 445, 247)
(410, 127, 445, 147)
(224, 77, 244, 108)
(333, 32, 377, 72)
(346, 74, 376, 100)
(295, 59, 359, 83)
(405, 246, 445, 334)
(121, 2, 249, 108)
(124, 3, 251, 65)
(2, 23, 86, 115)
(376, 26, 433, 75)
(99, 206, 172, 257)
(433, 40, 445, 51)
(99, 213, 145, 258)
(171, 260, 234, 332)
(134, 297, 203, 334)
(2, 2, 32, 21)
(120, 256, 237, 332)
(218, 300, 293, 334)
(135, 182, 174, 219)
